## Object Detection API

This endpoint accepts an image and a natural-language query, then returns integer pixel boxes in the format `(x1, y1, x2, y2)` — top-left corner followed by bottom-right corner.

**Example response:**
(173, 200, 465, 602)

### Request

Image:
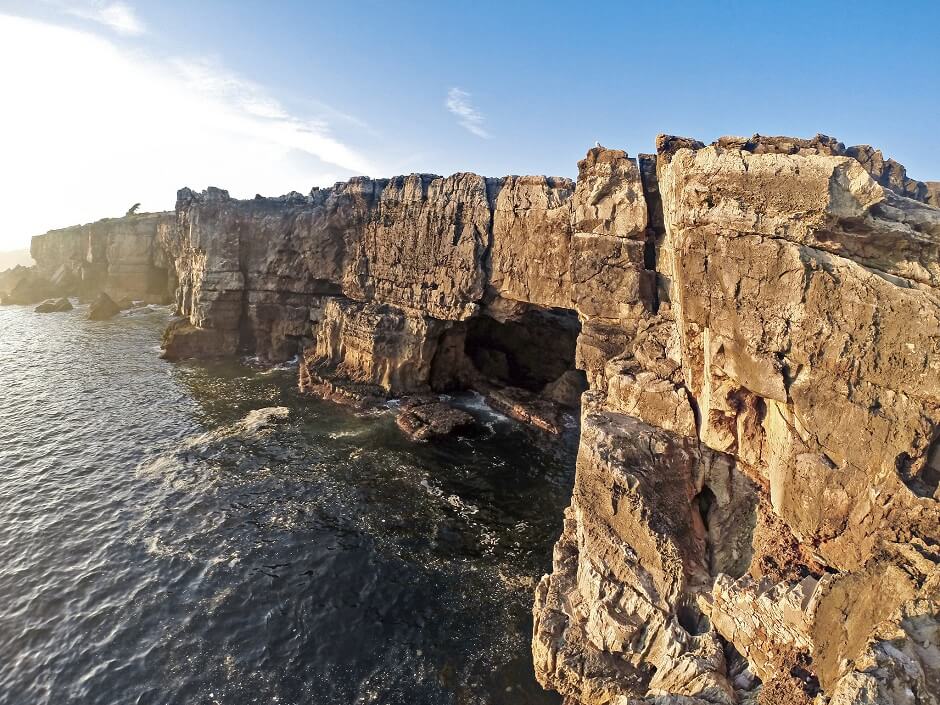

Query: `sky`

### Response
(0, 0, 938, 251)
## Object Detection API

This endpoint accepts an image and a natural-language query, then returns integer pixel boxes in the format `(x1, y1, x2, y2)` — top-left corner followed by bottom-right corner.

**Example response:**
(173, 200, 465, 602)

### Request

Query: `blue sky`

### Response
(0, 0, 938, 248)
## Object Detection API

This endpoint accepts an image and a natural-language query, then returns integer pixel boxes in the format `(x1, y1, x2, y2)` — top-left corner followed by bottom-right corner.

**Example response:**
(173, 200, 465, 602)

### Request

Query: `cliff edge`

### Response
(159, 133, 940, 704)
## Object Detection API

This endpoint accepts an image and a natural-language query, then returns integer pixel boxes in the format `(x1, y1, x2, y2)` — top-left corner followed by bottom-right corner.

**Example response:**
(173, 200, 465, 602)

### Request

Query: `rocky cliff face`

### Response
(161, 174, 585, 428)
(5, 212, 175, 304)
(160, 133, 939, 704)
(533, 137, 940, 705)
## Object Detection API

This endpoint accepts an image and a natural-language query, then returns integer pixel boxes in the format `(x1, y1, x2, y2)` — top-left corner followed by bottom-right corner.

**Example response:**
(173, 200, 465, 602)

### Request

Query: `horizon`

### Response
(1, 0, 939, 249)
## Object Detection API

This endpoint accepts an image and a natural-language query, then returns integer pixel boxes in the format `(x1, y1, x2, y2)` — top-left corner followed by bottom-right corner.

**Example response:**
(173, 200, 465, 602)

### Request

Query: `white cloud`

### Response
(0, 14, 378, 249)
(64, 1, 146, 36)
(446, 87, 490, 139)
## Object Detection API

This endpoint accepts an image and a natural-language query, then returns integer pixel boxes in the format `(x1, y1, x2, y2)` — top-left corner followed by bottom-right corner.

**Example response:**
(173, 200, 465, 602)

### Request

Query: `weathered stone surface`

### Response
(533, 136, 940, 705)
(574, 148, 649, 238)
(489, 175, 574, 308)
(395, 395, 476, 441)
(533, 396, 757, 704)
(927, 181, 940, 208)
(482, 384, 567, 434)
(543, 369, 589, 408)
(34, 297, 72, 313)
(0, 265, 33, 300)
(164, 174, 500, 362)
(348, 173, 493, 320)
(87, 292, 121, 320)
(1, 269, 58, 305)
(161, 318, 234, 361)
(299, 298, 446, 399)
(149, 132, 940, 704)
(30, 212, 174, 302)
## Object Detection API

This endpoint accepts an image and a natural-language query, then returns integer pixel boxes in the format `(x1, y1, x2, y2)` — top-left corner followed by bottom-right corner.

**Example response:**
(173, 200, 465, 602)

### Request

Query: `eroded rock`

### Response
(88, 292, 121, 320)
(34, 297, 72, 313)
(395, 395, 476, 441)
(149, 133, 940, 704)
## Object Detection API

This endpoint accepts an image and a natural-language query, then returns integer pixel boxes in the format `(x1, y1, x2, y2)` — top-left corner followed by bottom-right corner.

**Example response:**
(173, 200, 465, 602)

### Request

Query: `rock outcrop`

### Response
(161, 176, 585, 432)
(157, 133, 939, 704)
(1, 212, 176, 305)
(395, 395, 476, 441)
(34, 297, 73, 313)
(532, 137, 940, 705)
(87, 292, 121, 320)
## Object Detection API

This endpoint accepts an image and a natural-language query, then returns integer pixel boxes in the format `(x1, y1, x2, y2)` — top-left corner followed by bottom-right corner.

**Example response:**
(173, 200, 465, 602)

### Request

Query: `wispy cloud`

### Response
(0, 13, 379, 247)
(446, 87, 490, 139)
(64, 1, 146, 36)
(166, 56, 375, 175)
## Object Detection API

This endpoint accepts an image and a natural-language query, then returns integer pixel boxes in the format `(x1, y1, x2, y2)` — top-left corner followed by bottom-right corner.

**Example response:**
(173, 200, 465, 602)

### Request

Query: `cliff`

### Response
(533, 137, 940, 705)
(1, 212, 175, 304)
(159, 134, 940, 704)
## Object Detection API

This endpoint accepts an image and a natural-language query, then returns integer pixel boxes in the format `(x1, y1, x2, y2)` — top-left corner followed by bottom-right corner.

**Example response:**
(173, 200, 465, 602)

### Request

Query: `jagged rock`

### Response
(87, 292, 121, 320)
(483, 385, 567, 434)
(149, 132, 940, 704)
(160, 318, 234, 361)
(395, 396, 476, 441)
(30, 212, 174, 302)
(542, 369, 589, 408)
(34, 297, 72, 313)
(163, 174, 494, 362)
(533, 395, 756, 704)
(533, 136, 940, 704)
(928, 181, 940, 208)
(299, 298, 447, 399)
(0, 265, 32, 298)
(1, 269, 57, 305)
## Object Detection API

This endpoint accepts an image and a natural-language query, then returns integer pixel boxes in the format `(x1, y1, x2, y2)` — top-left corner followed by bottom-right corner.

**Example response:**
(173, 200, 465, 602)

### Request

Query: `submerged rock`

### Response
(88, 293, 121, 320)
(237, 406, 290, 435)
(34, 297, 72, 313)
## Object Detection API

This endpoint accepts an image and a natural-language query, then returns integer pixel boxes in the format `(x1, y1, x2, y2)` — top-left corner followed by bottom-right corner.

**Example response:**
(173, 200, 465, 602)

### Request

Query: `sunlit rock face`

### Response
(26, 212, 175, 303)
(159, 133, 940, 704)
(533, 136, 939, 705)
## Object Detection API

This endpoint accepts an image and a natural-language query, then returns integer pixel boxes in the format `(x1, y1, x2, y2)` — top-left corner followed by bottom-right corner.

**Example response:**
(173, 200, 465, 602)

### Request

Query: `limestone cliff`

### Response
(533, 138, 940, 705)
(159, 134, 940, 704)
(161, 175, 584, 426)
(2, 212, 175, 304)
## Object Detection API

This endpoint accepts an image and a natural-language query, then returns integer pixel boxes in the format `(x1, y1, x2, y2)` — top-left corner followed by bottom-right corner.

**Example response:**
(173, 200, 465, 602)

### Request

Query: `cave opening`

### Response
(461, 303, 586, 406)
(676, 602, 711, 636)
(695, 485, 716, 531)
(897, 435, 940, 498)
(425, 300, 589, 434)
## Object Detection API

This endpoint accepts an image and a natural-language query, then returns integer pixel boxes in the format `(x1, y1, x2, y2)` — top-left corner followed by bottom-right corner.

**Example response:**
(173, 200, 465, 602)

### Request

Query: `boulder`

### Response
(87, 292, 121, 320)
(34, 297, 72, 313)
(395, 396, 476, 441)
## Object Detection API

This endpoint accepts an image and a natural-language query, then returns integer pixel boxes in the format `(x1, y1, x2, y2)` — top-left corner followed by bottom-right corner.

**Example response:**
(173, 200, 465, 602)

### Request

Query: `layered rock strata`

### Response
(533, 137, 940, 705)
(158, 133, 940, 704)
(2, 212, 175, 305)
(161, 177, 586, 428)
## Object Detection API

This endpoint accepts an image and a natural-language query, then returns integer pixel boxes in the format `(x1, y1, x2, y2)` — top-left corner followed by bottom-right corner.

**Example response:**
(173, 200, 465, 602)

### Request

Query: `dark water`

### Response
(0, 303, 574, 705)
